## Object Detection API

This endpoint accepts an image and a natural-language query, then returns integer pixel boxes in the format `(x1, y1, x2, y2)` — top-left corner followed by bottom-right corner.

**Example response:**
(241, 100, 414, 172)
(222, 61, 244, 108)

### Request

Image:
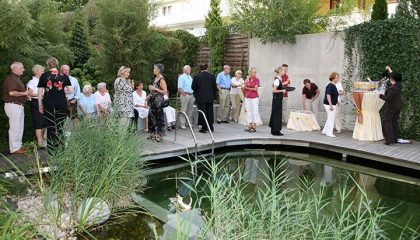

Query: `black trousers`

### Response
(269, 96, 283, 133)
(383, 107, 400, 144)
(44, 106, 68, 154)
(197, 102, 214, 131)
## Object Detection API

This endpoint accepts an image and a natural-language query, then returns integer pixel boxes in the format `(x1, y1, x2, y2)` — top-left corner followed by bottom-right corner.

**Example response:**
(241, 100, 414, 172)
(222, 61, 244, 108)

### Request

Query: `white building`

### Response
(150, 0, 230, 36)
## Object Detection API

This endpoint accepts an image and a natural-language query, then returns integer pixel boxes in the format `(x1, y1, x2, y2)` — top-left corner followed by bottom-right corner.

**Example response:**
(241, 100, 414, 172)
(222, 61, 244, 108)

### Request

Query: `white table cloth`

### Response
(287, 110, 320, 131)
(352, 92, 385, 141)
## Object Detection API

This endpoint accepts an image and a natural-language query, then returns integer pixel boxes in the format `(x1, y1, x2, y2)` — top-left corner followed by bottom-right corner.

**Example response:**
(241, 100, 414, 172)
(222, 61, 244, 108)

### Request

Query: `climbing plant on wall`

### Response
(343, 19, 420, 140)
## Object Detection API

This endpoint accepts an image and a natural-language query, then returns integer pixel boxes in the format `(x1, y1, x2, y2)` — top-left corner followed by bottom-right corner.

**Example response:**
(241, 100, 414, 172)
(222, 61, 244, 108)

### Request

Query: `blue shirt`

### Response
(177, 73, 193, 93)
(216, 72, 231, 89)
(323, 82, 339, 105)
(66, 75, 81, 100)
(78, 93, 96, 117)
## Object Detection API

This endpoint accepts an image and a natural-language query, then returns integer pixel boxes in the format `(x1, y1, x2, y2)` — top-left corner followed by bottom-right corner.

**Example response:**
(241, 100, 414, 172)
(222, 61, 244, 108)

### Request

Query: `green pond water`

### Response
(92, 150, 420, 239)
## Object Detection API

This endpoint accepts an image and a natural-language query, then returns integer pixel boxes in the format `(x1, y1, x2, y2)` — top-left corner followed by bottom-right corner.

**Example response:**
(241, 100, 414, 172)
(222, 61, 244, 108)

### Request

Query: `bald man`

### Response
(177, 65, 195, 129)
(2, 62, 29, 154)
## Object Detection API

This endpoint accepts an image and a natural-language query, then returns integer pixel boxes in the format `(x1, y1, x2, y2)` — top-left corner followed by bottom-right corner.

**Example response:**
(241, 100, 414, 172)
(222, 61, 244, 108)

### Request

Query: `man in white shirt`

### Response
(335, 79, 345, 133)
(177, 65, 194, 129)
(61, 65, 81, 126)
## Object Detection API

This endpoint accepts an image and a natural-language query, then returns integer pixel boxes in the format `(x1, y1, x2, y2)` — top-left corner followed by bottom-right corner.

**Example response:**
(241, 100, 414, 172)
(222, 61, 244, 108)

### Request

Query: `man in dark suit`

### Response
(192, 63, 217, 133)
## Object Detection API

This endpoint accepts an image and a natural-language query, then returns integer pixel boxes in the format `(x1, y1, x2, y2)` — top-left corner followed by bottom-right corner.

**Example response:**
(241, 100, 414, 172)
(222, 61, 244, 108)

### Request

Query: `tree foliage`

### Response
(344, 19, 420, 140)
(205, 0, 223, 29)
(70, 10, 90, 68)
(171, 30, 199, 68)
(395, 0, 420, 19)
(208, 26, 228, 74)
(371, 0, 388, 20)
(231, 0, 325, 44)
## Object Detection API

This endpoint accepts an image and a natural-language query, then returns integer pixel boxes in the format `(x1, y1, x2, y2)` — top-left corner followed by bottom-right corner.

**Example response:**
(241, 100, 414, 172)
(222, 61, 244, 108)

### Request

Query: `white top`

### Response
(94, 91, 111, 109)
(133, 90, 149, 119)
(336, 81, 344, 102)
(230, 77, 244, 94)
(27, 76, 40, 99)
(273, 77, 280, 87)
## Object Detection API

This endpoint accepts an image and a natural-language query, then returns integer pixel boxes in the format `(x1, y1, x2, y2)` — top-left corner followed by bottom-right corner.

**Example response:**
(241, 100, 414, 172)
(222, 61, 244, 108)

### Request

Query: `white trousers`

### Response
(4, 103, 24, 153)
(335, 103, 342, 131)
(245, 97, 262, 124)
(322, 104, 336, 136)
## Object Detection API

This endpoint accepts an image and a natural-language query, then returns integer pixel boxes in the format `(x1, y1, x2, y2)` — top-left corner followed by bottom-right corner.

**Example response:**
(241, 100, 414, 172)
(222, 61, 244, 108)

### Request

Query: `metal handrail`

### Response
(197, 110, 215, 157)
(174, 111, 198, 160)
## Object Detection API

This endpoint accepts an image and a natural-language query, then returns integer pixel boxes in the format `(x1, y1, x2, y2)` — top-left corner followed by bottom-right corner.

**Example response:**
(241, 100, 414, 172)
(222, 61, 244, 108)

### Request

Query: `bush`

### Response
(371, 0, 388, 21)
(207, 26, 228, 74)
(171, 30, 199, 68)
(344, 19, 420, 140)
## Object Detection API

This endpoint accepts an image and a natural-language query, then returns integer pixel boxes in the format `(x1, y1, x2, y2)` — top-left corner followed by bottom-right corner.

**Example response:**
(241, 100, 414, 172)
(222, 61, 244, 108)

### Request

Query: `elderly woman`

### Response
(269, 67, 287, 136)
(301, 79, 320, 120)
(322, 72, 340, 138)
(27, 64, 45, 147)
(148, 63, 168, 142)
(78, 85, 97, 119)
(133, 81, 149, 132)
(37, 57, 73, 152)
(243, 67, 262, 132)
(230, 70, 244, 122)
(379, 72, 403, 145)
(114, 66, 134, 127)
(94, 82, 112, 117)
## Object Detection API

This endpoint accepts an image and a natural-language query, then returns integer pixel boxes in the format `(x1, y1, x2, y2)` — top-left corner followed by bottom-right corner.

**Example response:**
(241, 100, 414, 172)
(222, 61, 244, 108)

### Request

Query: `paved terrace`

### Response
(1, 123, 419, 173)
(141, 123, 420, 171)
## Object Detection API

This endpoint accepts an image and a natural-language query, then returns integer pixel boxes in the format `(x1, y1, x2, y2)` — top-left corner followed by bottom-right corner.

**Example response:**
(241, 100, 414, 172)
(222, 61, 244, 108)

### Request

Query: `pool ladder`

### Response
(174, 110, 215, 160)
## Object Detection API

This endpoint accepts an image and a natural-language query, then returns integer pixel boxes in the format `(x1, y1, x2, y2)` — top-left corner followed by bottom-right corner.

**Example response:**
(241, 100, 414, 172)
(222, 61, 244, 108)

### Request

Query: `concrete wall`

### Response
(249, 32, 355, 130)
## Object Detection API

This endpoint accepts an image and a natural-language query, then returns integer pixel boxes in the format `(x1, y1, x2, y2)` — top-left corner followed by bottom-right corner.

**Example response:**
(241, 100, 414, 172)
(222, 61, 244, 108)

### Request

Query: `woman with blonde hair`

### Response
(322, 72, 340, 137)
(243, 67, 262, 132)
(269, 67, 287, 136)
(230, 70, 244, 122)
(114, 66, 135, 127)
(27, 64, 45, 147)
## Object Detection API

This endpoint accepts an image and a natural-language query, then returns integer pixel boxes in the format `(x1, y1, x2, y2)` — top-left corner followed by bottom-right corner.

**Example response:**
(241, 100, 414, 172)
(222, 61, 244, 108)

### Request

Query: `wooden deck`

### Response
(140, 123, 420, 171)
(1, 123, 419, 174)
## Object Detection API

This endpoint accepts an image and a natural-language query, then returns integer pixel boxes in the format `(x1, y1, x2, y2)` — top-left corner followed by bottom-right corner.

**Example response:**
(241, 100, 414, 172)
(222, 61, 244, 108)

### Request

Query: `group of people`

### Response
(2, 57, 403, 153)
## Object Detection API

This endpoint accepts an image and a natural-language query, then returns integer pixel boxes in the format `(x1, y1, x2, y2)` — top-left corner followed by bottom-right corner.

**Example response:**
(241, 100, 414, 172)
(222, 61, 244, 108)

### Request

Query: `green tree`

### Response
(54, 0, 89, 12)
(205, 0, 223, 29)
(371, 0, 388, 20)
(231, 0, 324, 44)
(172, 30, 199, 68)
(395, 0, 420, 19)
(70, 10, 90, 68)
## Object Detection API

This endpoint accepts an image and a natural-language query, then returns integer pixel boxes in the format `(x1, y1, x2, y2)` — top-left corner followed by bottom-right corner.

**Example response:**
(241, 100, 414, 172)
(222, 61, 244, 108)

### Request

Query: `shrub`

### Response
(172, 30, 199, 68)
(371, 0, 388, 20)
(207, 26, 228, 74)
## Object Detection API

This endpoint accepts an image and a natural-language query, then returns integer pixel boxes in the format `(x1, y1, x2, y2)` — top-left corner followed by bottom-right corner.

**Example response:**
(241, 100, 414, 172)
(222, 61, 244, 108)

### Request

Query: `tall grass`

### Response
(162, 156, 420, 240)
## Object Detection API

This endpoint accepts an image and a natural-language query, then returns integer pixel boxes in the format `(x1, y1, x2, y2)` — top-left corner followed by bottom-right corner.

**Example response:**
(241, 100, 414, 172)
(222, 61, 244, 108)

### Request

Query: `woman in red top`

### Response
(243, 67, 262, 132)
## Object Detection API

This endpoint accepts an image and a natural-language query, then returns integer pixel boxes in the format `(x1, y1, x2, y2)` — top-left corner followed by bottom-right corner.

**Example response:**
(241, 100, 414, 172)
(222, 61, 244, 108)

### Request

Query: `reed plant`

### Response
(161, 156, 420, 240)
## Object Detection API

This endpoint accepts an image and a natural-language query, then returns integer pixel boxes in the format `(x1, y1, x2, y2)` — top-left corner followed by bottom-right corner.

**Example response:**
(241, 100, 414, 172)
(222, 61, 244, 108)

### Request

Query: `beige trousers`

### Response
(230, 94, 241, 121)
(4, 103, 24, 153)
(304, 98, 320, 121)
(217, 89, 230, 121)
(179, 94, 195, 127)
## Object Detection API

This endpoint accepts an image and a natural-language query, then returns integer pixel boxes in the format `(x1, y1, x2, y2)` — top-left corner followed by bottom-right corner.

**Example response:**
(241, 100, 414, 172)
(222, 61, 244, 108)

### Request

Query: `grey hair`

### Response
(10, 62, 23, 70)
(183, 65, 191, 72)
(61, 64, 70, 71)
(46, 57, 59, 69)
(154, 63, 165, 73)
(117, 66, 130, 77)
(32, 64, 45, 74)
(223, 65, 230, 69)
(83, 84, 92, 93)
(97, 82, 106, 89)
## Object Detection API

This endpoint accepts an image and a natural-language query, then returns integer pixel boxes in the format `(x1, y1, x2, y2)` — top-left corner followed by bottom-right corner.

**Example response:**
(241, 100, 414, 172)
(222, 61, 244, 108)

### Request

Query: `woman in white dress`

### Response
(163, 106, 176, 131)
(133, 81, 149, 132)
(230, 70, 244, 122)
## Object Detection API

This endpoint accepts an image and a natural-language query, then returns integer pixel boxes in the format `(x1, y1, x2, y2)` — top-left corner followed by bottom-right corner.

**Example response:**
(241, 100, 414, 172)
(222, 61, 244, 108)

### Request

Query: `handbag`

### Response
(162, 94, 170, 108)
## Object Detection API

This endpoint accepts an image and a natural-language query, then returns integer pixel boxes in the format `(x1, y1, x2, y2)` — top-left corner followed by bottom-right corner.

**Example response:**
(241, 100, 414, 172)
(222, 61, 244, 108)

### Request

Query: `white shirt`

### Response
(230, 77, 244, 94)
(273, 77, 280, 87)
(94, 91, 111, 109)
(27, 76, 40, 99)
(133, 90, 149, 119)
(336, 81, 344, 102)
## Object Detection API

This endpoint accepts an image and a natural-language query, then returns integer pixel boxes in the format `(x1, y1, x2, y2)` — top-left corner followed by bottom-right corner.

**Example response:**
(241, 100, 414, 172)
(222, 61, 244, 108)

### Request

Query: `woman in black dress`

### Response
(37, 57, 73, 153)
(379, 72, 402, 145)
(148, 64, 168, 142)
(269, 67, 287, 136)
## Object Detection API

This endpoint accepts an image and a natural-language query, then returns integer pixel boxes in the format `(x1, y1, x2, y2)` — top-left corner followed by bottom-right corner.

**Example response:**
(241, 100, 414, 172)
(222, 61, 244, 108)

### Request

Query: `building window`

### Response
(162, 5, 172, 16)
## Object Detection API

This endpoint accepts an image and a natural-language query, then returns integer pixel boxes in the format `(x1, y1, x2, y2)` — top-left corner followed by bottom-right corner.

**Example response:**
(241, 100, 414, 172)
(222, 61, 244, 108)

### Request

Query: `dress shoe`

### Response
(11, 148, 27, 154)
(199, 129, 208, 133)
(271, 132, 284, 136)
(336, 130, 341, 133)
(217, 121, 222, 124)
(222, 120, 229, 123)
